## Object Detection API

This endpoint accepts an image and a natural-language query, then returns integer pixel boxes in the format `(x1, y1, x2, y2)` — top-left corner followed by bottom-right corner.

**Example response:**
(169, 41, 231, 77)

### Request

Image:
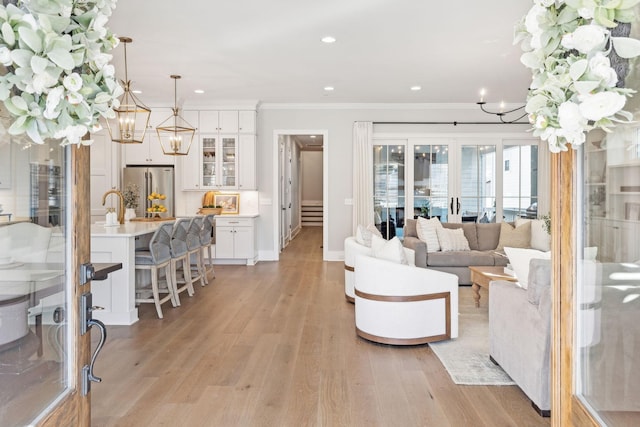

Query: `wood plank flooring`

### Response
(91, 227, 550, 427)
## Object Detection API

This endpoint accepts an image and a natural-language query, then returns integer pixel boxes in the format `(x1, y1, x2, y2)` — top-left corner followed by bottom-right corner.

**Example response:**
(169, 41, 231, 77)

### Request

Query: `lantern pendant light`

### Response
(107, 36, 151, 144)
(156, 75, 196, 156)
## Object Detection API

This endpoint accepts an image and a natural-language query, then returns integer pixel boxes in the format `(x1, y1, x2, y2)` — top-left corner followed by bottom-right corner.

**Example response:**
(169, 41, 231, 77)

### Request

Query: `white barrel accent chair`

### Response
(354, 253, 458, 345)
(344, 236, 416, 303)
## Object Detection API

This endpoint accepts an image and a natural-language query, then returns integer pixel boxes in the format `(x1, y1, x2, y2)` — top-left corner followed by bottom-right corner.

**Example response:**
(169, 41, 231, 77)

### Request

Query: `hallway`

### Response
(92, 227, 547, 426)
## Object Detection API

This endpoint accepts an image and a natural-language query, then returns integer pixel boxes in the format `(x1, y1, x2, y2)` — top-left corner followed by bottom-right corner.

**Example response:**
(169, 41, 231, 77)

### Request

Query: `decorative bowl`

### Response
(198, 207, 222, 215)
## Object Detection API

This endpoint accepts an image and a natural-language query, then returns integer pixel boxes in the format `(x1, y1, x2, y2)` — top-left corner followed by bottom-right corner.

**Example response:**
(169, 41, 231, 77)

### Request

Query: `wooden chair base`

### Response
(355, 326, 449, 346)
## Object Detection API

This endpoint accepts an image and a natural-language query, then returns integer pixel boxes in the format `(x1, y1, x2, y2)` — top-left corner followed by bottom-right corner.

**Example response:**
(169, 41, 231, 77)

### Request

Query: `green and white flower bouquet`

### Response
(0, 0, 122, 146)
(516, 0, 640, 153)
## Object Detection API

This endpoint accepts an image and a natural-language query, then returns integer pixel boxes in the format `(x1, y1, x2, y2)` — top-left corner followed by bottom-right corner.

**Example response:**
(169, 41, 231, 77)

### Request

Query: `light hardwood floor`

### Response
(92, 227, 550, 427)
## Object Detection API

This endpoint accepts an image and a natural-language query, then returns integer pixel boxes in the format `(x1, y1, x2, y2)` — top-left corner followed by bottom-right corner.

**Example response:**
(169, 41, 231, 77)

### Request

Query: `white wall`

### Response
(256, 104, 532, 261)
(301, 151, 323, 202)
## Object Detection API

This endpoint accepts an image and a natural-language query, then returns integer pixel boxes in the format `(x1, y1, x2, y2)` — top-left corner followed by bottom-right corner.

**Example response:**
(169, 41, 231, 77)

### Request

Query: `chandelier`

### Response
(476, 89, 527, 124)
(156, 75, 196, 156)
(107, 37, 151, 144)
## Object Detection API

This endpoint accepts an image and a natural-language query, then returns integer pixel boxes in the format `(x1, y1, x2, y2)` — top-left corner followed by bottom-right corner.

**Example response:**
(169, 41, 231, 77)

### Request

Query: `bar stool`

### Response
(170, 218, 196, 305)
(187, 217, 207, 287)
(134, 223, 177, 319)
(200, 214, 216, 283)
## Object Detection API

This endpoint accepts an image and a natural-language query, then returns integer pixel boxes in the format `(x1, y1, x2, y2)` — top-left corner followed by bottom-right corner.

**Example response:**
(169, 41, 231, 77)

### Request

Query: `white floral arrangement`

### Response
(0, 0, 123, 146)
(516, 0, 640, 153)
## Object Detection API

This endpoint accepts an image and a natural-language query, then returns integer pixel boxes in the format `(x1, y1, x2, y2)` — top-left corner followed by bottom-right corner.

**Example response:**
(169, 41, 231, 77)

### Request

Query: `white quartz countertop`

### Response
(91, 220, 174, 237)
(213, 213, 259, 218)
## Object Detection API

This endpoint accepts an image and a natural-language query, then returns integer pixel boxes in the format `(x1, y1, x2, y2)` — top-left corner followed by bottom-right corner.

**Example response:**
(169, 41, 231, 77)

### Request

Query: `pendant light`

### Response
(107, 36, 151, 144)
(156, 75, 196, 156)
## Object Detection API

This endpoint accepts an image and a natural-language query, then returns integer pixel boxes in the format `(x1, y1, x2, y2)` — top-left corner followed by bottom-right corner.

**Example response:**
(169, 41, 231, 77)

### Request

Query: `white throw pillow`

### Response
(436, 227, 470, 252)
(504, 247, 551, 289)
(515, 218, 551, 252)
(355, 223, 382, 247)
(416, 216, 442, 252)
(371, 235, 408, 264)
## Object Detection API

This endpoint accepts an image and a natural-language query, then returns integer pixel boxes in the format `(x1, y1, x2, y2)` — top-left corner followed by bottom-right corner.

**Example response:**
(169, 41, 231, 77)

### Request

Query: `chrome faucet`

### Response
(102, 190, 125, 224)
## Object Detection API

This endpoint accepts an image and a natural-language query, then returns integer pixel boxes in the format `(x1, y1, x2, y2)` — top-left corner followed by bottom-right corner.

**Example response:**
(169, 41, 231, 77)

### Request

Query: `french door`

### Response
(1, 140, 93, 425)
(375, 135, 538, 233)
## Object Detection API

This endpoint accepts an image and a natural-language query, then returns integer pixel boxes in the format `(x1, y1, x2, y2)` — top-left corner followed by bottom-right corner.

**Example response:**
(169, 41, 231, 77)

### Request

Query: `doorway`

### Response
(274, 130, 328, 259)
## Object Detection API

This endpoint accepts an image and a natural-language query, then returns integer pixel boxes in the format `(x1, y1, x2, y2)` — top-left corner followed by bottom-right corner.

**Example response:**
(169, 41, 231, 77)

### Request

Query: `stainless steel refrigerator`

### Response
(122, 166, 175, 218)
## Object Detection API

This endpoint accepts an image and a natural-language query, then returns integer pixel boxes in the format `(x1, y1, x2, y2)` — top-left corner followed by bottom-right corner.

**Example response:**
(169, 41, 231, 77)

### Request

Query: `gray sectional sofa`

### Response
(489, 259, 552, 416)
(402, 219, 508, 285)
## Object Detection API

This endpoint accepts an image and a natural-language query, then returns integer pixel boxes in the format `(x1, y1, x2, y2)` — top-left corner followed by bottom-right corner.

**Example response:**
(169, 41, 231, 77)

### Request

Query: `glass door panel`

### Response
(577, 130, 640, 426)
(413, 144, 449, 222)
(202, 136, 217, 187)
(221, 136, 237, 187)
(374, 143, 405, 239)
(460, 145, 496, 223)
(502, 144, 538, 222)
(0, 141, 70, 425)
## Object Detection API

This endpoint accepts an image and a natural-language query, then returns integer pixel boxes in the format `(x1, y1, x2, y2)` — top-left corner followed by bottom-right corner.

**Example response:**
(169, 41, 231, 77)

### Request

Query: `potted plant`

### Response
(123, 184, 139, 222)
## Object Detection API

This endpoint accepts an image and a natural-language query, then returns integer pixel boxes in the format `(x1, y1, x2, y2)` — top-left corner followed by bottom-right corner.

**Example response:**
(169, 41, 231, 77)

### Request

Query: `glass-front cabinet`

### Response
(179, 109, 256, 191)
(200, 134, 237, 189)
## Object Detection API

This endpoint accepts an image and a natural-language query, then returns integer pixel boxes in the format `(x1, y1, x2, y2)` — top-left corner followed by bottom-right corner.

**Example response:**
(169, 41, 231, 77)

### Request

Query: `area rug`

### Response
(429, 305, 515, 386)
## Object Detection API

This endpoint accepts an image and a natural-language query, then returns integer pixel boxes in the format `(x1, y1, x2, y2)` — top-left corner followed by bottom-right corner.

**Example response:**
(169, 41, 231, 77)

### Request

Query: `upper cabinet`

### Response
(239, 110, 256, 134)
(199, 110, 239, 133)
(180, 109, 257, 191)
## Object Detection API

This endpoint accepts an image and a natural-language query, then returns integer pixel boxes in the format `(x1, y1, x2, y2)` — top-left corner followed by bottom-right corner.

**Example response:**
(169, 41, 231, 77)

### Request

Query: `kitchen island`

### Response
(90, 221, 173, 325)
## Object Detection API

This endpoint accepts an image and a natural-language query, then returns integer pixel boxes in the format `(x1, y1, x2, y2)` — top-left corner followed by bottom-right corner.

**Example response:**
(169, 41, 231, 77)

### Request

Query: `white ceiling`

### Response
(107, 0, 533, 107)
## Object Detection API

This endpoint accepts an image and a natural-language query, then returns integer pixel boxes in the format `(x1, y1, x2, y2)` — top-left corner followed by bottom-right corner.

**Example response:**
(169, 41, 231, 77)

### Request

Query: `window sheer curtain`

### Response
(352, 122, 374, 232)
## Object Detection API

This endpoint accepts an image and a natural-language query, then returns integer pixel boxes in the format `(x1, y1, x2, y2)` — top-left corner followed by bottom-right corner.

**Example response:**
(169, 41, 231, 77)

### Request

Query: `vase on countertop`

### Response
(124, 208, 136, 222)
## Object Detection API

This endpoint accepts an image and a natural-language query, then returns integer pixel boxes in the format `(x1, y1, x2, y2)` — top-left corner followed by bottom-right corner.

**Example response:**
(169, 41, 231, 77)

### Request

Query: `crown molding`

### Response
(259, 102, 484, 110)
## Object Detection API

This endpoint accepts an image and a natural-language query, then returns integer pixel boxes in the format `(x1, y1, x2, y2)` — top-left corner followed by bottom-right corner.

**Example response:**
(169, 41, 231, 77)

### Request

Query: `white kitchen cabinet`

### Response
(199, 110, 239, 133)
(124, 133, 175, 165)
(90, 131, 121, 223)
(215, 216, 257, 265)
(178, 109, 256, 191)
(198, 134, 238, 189)
(239, 110, 256, 134)
(238, 134, 256, 190)
(180, 136, 201, 190)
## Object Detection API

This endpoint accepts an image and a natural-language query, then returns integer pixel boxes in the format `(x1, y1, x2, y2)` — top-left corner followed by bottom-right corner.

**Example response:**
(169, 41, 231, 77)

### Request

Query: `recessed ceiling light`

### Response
(410, 86, 422, 91)
(310, 135, 316, 138)
(324, 86, 334, 91)
(194, 89, 205, 94)
(321, 36, 336, 43)
(131, 89, 142, 94)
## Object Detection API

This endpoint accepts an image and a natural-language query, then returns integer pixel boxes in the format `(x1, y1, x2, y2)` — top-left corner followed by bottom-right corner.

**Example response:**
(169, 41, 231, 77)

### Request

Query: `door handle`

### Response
(456, 198, 461, 215)
(450, 197, 454, 215)
(80, 292, 107, 396)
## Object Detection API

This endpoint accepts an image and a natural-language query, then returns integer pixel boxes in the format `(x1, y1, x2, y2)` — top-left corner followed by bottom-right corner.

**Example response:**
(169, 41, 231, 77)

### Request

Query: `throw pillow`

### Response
(504, 246, 551, 289)
(355, 223, 382, 247)
(436, 227, 470, 252)
(368, 223, 382, 239)
(496, 221, 531, 252)
(515, 218, 551, 252)
(371, 235, 408, 264)
(416, 216, 442, 252)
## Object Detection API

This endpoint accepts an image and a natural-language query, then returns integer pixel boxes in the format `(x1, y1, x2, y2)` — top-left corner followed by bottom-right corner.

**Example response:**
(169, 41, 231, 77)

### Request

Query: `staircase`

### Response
(301, 201, 323, 227)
